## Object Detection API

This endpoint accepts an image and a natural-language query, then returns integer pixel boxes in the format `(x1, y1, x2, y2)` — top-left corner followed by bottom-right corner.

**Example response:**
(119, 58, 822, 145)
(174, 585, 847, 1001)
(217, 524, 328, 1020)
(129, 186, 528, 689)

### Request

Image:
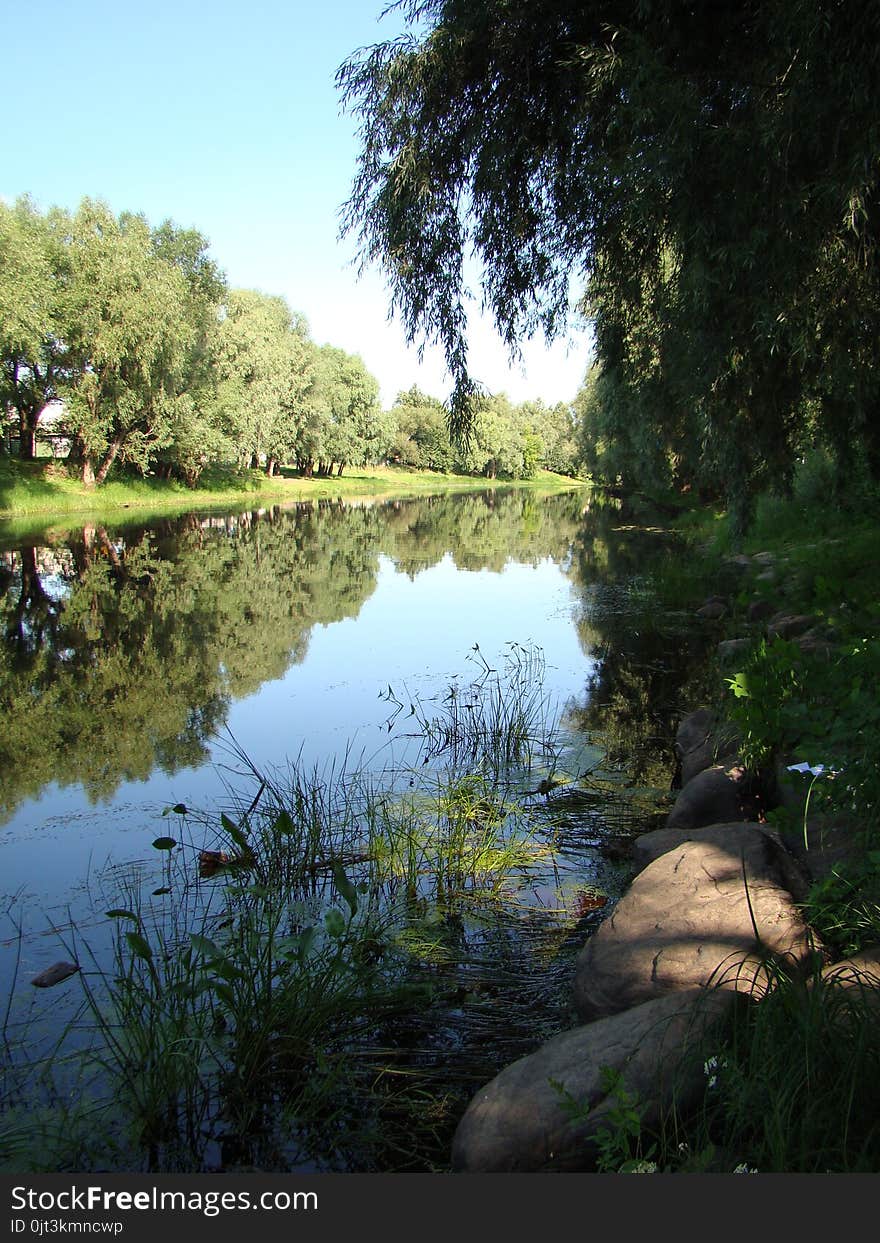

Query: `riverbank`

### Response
(452, 475, 880, 1172)
(0, 458, 586, 533)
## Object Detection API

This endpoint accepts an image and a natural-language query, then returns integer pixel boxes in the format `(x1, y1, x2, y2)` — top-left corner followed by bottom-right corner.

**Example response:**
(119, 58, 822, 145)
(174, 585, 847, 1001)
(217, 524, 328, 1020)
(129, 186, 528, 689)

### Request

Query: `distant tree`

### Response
(521, 399, 580, 477)
(211, 288, 316, 475)
(458, 393, 523, 478)
(390, 386, 454, 472)
(59, 200, 221, 486)
(299, 345, 382, 476)
(145, 221, 228, 484)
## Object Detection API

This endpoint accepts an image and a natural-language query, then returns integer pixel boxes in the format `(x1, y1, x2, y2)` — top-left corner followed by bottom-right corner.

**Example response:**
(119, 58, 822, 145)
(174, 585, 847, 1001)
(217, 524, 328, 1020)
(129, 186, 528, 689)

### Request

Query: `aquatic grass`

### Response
(53, 813, 431, 1170)
(362, 770, 554, 908)
(381, 641, 561, 776)
(49, 727, 580, 1169)
(0, 640, 636, 1172)
(57, 874, 220, 1171)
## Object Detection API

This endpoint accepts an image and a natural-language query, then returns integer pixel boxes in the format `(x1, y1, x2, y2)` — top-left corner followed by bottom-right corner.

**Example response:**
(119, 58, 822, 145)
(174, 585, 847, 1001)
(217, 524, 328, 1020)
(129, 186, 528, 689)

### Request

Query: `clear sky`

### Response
(2, 0, 592, 408)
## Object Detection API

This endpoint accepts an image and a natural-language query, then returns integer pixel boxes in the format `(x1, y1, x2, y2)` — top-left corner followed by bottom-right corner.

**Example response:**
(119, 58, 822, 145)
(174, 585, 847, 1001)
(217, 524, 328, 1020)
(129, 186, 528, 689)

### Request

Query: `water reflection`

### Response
(0, 490, 587, 826)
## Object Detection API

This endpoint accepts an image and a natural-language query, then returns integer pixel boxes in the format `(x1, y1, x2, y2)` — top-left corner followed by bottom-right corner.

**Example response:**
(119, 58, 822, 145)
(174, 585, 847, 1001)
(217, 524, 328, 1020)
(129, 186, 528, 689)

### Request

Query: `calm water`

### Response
(0, 489, 611, 991)
(1, 485, 721, 1170)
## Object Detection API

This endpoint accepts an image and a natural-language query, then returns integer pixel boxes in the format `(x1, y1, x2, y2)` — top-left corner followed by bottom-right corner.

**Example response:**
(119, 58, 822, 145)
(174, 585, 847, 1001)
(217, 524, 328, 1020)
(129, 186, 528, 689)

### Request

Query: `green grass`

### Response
(0, 456, 586, 532)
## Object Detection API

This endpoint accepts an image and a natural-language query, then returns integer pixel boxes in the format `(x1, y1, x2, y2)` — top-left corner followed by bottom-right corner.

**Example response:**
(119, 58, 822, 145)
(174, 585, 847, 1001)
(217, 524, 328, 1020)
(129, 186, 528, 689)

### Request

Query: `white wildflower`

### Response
(703, 1055, 723, 1088)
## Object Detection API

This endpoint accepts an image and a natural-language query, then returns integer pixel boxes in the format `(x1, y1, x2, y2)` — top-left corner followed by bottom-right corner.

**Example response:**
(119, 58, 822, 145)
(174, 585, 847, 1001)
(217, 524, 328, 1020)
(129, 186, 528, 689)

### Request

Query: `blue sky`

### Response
(3, 0, 592, 407)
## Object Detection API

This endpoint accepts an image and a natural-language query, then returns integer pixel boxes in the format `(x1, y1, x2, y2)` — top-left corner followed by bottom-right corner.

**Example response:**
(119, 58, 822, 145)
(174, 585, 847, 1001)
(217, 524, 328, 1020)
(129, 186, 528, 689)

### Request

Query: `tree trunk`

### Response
(94, 436, 124, 485)
(18, 409, 36, 460)
(81, 457, 96, 489)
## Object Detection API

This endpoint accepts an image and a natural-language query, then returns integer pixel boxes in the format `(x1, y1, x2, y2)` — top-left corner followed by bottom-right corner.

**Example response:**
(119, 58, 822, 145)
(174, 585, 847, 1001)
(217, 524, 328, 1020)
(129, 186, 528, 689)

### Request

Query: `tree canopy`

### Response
(339, 0, 880, 517)
(0, 196, 391, 486)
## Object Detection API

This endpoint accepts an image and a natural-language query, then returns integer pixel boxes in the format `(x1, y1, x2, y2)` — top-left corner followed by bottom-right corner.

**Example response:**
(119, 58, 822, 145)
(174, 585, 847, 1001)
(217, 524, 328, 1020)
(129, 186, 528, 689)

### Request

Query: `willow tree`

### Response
(339, 1, 880, 518)
(59, 200, 222, 486)
(210, 288, 316, 475)
(0, 197, 69, 459)
(295, 345, 383, 477)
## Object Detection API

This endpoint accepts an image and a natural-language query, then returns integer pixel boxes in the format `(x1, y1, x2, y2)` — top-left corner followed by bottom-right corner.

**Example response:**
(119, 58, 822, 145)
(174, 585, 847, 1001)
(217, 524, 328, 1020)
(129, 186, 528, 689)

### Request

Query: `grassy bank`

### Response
(604, 462, 880, 1172)
(0, 457, 585, 531)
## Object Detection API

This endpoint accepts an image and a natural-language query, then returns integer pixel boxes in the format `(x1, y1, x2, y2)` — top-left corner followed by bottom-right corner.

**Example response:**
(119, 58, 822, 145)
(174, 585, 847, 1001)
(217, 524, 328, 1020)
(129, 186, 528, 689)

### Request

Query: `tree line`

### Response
(0, 195, 582, 487)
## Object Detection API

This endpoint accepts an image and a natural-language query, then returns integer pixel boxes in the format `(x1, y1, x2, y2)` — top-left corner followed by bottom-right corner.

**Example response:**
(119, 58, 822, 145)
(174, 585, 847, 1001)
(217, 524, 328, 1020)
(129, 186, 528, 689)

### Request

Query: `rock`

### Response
(792, 629, 835, 658)
(573, 828, 816, 1021)
(725, 554, 754, 572)
(766, 612, 817, 640)
(631, 822, 810, 902)
(717, 638, 752, 662)
(818, 948, 880, 1025)
(821, 947, 880, 992)
(451, 988, 738, 1172)
(696, 599, 727, 620)
(752, 551, 776, 565)
(675, 708, 716, 759)
(747, 599, 775, 623)
(666, 760, 755, 829)
(755, 568, 777, 583)
(674, 710, 740, 788)
(31, 961, 80, 988)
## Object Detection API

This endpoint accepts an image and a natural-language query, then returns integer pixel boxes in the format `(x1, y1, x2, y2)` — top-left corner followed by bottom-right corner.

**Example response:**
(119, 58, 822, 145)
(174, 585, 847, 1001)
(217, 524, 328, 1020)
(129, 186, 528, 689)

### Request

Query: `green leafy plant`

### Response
(551, 1067, 657, 1173)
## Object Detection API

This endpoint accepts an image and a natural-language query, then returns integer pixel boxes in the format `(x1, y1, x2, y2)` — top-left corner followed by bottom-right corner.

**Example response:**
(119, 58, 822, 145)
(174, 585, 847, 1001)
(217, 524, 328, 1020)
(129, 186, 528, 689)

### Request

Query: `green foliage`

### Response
(552, 1067, 657, 1173)
(0, 196, 68, 460)
(687, 965, 880, 1172)
(591, 1068, 656, 1174)
(0, 197, 391, 488)
(340, 0, 880, 513)
(803, 863, 880, 959)
(725, 639, 804, 769)
(59, 201, 223, 485)
(296, 344, 384, 475)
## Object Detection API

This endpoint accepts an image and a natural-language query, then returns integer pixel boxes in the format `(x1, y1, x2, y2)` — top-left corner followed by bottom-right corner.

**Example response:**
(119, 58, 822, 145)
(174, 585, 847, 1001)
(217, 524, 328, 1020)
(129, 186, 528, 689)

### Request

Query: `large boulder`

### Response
(747, 598, 775, 623)
(674, 709, 740, 787)
(717, 638, 752, 663)
(821, 946, 880, 991)
(451, 988, 738, 1172)
(696, 598, 727, 620)
(766, 612, 817, 640)
(666, 760, 756, 828)
(631, 822, 810, 901)
(817, 947, 880, 1027)
(574, 827, 816, 1021)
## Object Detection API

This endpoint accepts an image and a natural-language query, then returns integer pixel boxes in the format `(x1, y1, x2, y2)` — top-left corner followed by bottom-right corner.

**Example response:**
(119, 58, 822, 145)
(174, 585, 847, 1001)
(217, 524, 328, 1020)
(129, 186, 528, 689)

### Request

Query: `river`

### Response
(0, 486, 710, 1171)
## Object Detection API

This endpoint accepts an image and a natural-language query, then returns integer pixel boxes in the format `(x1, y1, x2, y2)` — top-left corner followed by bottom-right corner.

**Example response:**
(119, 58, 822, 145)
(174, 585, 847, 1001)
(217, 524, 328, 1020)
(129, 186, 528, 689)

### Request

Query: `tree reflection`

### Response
(0, 489, 586, 822)
(565, 504, 722, 789)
